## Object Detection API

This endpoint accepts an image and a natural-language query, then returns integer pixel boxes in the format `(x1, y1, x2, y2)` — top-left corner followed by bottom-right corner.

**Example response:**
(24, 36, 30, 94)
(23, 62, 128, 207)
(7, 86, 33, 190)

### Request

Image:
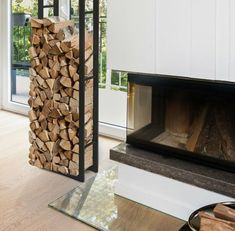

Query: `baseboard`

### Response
(99, 122, 125, 140)
(114, 162, 234, 221)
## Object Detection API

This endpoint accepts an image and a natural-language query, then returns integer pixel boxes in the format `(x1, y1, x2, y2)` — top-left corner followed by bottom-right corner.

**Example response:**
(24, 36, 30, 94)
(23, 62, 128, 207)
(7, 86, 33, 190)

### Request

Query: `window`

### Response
(11, 1, 38, 105)
(2, 0, 127, 138)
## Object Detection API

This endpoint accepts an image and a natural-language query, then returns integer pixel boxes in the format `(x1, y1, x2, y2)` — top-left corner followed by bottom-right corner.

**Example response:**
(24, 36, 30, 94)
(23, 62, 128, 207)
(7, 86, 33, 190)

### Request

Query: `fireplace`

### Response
(127, 73, 235, 173)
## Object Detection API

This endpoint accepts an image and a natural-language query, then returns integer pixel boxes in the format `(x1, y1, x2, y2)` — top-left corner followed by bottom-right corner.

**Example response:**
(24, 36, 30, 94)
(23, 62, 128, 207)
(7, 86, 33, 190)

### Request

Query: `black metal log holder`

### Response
(38, 0, 99, 182)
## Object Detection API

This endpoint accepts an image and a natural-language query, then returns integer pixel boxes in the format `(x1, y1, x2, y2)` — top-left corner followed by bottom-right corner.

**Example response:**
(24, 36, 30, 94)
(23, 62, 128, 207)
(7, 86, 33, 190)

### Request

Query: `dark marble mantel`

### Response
(110, 143, 235, 198)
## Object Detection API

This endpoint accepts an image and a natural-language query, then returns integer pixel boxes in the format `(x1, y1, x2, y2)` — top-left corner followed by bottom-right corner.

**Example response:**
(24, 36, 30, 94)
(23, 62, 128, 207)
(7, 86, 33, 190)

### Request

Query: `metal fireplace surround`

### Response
(127, 73, 235, 173)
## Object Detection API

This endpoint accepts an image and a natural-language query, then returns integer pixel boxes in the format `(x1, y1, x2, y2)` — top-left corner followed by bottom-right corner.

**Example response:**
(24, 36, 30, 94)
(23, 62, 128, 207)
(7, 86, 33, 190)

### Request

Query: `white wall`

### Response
(0, 1, 2, 109)
(107, 0, 156, 73)
(115, 162, 234, 221)
(107, 0, 235, 82)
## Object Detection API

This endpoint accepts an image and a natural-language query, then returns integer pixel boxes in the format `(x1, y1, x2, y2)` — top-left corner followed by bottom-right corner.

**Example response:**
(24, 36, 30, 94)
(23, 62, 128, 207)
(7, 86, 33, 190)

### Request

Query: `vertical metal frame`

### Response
(37, 0, 99, 182)
(78, 0, 86, 182)
(91, 0, 99, 172)
(53, 0, 59, 16)
(38, 0, 43, 19)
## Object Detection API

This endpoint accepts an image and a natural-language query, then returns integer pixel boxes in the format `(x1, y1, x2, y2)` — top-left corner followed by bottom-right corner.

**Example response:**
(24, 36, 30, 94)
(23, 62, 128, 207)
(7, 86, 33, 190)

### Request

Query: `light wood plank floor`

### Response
(0, 110, 184, 231)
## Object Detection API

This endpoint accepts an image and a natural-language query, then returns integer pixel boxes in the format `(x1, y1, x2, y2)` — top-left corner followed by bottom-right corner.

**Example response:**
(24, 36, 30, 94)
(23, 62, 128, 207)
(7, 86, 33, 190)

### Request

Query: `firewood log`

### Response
(199, 212, 235, 231)
(46, 141, 55, 154)
(34, 159, 43, 168)
(214, 204, 235, 222)
(60, 76, 72, 87)
(28, 110, 37, 122)
(60, 129, 69, 141)
(72, 144, 79, 153)
(31, 18, 43, 28)
(58, 166, 69, 175)
(38, 130, 50, 142)
(32, 34, 41, 45)
(29, 47, 37, 59)
(59, 140, 71, 151)
(48, 18, 74, 34)
(64, 151, 72, 160)
(72, 154, 79, 163)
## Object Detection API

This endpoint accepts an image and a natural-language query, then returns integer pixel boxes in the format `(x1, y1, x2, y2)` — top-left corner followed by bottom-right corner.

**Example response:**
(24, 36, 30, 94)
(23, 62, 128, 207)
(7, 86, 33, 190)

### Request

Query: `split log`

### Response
(72, 154, 79, 163)
(38, 130, 50, 142)
(60, 129, 69, 141)
(72, 144, 79, 153)
(64, 151, 72, 160)
(29, 47, 37, 59)
(58, 166, 69, 175)
(46, 79, 55, 90)
(46, 142, 55, 154)
(72, 136, 79, 145)
(59, 140, 71, 151)
(199, 212, 235, 231)
(48, 18, 74, 33)
(68, 128, 77, 140)
(214, 204, 235, 222)
(31, 18, 43, 28)
(69, 161, 78, 170)
(60, 76, 72, 88)
(32, 34, 41, 45)
(28, 110, 37, 122)
(34, 159, 43, 168)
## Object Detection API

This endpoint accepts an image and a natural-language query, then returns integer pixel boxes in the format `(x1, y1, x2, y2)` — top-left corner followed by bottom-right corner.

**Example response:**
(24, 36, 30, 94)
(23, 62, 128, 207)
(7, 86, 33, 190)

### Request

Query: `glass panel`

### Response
(49, 166, 119, 230)
(127, 82, 152, 133)
(49, 166, 182, 230)
(127, 76, 235, 168)
(11, 0, 38, 105)
(43, 0, 54, 5)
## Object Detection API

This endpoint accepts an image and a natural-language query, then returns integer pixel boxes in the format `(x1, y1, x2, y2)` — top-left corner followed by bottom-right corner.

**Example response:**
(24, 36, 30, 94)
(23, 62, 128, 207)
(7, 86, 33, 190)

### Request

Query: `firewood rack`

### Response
(37, 0, 99, 182)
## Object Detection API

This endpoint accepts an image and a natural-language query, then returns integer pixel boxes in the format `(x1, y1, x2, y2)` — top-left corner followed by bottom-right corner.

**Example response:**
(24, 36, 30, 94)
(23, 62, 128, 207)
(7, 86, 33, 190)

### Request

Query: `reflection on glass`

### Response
(49, 166, 182, 230)
(127, 80, 235, 164)
(49, 166, 118, 230)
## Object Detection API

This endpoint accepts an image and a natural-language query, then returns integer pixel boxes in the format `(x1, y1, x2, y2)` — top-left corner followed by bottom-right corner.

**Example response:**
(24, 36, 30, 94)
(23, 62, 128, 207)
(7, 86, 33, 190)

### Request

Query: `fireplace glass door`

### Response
(127, 74, 235, 172)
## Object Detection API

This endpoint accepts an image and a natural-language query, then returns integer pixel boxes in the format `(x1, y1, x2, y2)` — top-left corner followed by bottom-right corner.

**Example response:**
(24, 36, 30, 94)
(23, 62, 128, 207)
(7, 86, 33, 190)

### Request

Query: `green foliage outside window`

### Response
(12, 0, 37, 63)
(12, 0, 127, 90)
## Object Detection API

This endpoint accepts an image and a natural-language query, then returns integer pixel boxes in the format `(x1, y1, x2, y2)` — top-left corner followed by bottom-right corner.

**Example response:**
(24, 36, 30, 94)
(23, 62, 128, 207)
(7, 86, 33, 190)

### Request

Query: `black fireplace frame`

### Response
(127, 72, 235, 173)
(38, 0, 99, 182)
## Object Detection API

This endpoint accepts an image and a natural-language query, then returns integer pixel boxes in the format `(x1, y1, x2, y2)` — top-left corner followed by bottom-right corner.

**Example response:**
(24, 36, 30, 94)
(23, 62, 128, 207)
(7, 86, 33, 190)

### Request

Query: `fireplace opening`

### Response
(127, 73, 235, 172)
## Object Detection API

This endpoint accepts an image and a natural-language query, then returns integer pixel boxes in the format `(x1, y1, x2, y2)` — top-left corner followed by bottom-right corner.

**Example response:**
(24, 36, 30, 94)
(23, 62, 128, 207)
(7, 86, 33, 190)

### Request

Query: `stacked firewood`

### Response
(28, 17, 93, 176)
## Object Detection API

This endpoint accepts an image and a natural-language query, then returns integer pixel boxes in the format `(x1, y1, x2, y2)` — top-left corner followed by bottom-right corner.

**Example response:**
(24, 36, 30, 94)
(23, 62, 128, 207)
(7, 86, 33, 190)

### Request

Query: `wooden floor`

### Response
(0, 110, 184, 231)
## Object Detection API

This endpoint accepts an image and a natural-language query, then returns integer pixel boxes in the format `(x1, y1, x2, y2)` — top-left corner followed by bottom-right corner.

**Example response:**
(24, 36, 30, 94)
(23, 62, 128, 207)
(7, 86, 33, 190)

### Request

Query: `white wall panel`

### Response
(156, 0, 191, 77)
(229, 1, 235, 82)
(107, 0, 235, 83)
(191, 0, 216, 80)
(215, 0, 230, 81)
(107, 0, 155, 73)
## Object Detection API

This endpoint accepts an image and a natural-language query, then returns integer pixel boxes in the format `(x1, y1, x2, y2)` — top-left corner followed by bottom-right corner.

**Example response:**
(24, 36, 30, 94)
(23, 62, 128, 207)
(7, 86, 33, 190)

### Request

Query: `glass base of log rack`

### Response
(28, 0, 99, 182)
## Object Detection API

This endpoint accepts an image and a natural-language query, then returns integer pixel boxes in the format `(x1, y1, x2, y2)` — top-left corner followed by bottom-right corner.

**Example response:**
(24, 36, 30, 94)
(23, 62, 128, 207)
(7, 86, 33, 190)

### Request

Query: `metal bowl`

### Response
(188, 201, 235, 231)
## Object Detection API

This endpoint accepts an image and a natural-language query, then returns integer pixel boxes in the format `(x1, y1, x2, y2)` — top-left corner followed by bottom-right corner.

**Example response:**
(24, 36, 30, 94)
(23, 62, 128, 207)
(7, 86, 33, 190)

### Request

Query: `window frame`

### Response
(1, 0, 28, 114)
